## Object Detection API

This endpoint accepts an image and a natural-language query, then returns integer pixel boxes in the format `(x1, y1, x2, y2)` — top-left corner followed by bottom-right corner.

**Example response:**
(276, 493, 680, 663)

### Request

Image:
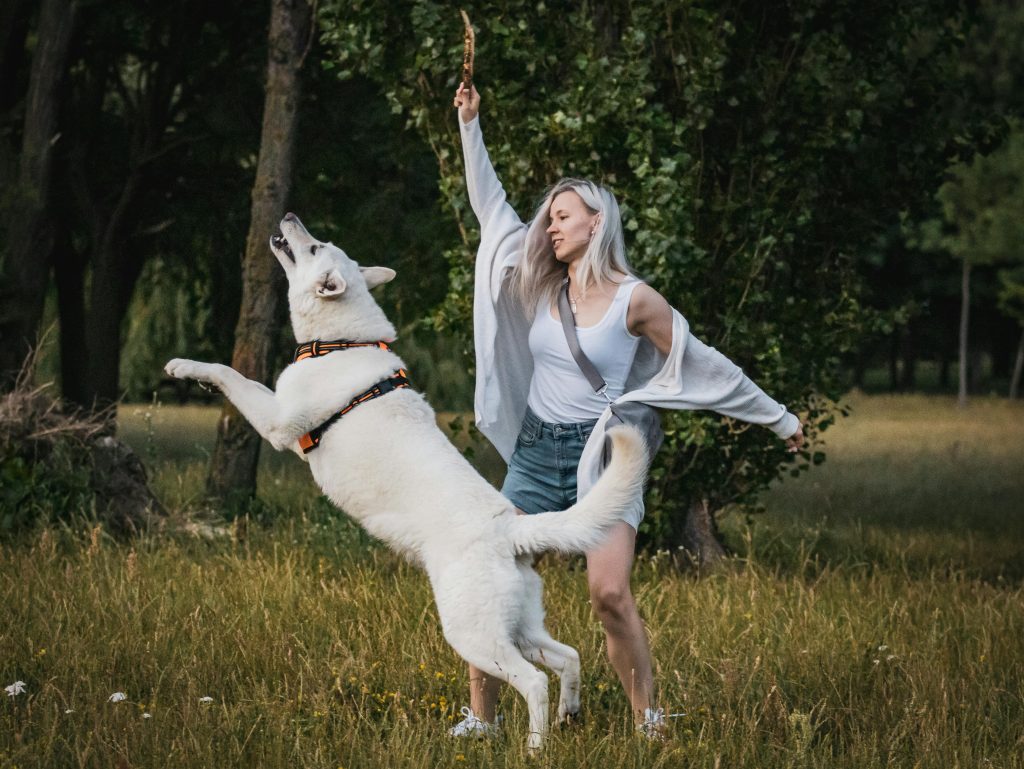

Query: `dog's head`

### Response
(269, 213, 397, 341)
(270, 213, 395, 299)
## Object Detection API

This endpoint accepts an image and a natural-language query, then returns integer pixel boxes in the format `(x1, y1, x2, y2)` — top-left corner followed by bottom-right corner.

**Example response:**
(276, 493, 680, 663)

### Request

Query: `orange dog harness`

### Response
(292, 339, 411, 454)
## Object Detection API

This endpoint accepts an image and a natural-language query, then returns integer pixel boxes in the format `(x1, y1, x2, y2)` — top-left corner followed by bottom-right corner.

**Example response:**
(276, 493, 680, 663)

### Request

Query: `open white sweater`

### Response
(461, 115, 800, 527)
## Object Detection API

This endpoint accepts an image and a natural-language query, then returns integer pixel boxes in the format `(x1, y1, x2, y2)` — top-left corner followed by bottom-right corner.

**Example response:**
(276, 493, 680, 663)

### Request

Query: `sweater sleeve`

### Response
(463, 116, 535, 461)
(459, 116, 528, 300)
(624, 311, 800, 439)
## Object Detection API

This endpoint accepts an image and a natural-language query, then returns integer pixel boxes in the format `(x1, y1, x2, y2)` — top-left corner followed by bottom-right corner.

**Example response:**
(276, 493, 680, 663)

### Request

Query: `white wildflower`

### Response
(108, 691, 127, 703)
(5, 681, 26, 697)
(65, 709, 74, 714)
(198, 696, 214, 704)
(142, 712, 152, 719)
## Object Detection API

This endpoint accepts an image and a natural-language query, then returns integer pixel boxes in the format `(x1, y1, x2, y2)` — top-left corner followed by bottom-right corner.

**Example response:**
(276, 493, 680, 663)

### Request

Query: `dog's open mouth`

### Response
(271, 231, 294, 259)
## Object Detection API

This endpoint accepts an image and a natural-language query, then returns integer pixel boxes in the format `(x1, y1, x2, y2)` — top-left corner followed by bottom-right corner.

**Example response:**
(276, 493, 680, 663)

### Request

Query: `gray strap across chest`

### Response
(557, 277, 664, 459)
(557, 278, 611, 401)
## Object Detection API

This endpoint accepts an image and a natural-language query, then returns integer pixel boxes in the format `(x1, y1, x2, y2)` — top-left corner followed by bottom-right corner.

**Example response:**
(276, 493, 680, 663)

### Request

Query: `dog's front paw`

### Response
(165, 358, 216, 383)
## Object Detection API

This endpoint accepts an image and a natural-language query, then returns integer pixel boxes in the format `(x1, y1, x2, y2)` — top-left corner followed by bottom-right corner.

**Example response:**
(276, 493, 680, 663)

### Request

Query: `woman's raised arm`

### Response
(454, 85, 526, 245)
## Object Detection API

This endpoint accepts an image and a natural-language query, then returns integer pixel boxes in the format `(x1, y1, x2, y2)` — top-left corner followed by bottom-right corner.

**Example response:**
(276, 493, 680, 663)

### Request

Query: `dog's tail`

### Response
(506, 425, 649, 556)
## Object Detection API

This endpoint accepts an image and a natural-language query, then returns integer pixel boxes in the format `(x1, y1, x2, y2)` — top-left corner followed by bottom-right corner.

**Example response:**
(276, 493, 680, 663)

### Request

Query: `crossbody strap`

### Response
(557, 278, 612, 402)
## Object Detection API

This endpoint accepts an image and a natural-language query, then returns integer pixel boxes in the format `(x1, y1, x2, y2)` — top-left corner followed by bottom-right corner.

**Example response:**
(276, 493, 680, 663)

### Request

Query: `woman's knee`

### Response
(588, 580, 634, 623)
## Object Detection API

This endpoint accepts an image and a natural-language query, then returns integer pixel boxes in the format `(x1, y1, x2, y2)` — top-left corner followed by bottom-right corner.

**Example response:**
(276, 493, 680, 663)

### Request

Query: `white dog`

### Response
(165, 213, 648, 750)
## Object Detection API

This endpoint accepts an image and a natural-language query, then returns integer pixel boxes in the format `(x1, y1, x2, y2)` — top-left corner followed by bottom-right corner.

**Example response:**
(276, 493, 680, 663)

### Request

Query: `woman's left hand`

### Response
(785, 424, 805, 453)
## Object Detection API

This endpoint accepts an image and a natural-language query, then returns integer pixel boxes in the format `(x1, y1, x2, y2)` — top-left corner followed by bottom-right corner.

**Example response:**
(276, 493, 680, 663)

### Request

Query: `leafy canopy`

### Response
(319, 0, 978, 543)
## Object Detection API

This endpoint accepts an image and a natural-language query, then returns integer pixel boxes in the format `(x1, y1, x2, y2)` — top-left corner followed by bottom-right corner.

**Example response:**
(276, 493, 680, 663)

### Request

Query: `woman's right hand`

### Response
(454, 83, 480, 124)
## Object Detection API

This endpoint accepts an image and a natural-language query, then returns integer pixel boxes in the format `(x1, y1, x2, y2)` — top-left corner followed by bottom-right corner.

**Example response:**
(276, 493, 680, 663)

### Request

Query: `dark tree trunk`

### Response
(969, 346, 985, 394)
(888, 334, 899, 391)
(851, 352, 866, 389)
(679, 498, 727, 569)
(958, 260, 971, 408)
(81, 169, 146, 410)
(52, 228, 89, 405)
(939, 357, 950, 390)
(0, 0, 76, 389)
(0, 0, 31, 118)
(206, 0, 312, 502)
(899, 326, 916, 391)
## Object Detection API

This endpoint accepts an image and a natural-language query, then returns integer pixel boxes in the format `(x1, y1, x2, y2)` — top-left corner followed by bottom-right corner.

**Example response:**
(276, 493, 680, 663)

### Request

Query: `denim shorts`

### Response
(500, 407, 598, 515)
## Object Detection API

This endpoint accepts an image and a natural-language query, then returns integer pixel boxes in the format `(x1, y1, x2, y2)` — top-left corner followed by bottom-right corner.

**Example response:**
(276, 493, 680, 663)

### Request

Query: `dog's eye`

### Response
(309, 245, 318, 255)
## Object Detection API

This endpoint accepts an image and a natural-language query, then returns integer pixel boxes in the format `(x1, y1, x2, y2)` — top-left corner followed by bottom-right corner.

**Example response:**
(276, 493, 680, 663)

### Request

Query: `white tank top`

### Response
(526, 279, 643, 423)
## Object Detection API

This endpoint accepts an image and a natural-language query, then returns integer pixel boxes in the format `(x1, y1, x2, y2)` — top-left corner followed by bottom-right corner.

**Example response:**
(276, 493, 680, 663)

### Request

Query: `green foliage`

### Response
(926, 128, 1024, 267)
(0, 448, 94, 533)
(0, 386, 100, 534)
(317, 0, 1004, 544)
(917, 126, 1024, 340)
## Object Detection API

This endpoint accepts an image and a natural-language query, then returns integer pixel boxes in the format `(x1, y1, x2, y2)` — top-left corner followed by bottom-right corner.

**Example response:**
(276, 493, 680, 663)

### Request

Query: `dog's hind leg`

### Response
(517, 632, 581, 725)
(454, 641, 550, 751)
(515, 564, 581, 724)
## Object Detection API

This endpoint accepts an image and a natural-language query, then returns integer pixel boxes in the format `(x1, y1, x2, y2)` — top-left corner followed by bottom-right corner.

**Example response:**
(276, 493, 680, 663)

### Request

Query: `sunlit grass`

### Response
(0, 394, 1021, 767)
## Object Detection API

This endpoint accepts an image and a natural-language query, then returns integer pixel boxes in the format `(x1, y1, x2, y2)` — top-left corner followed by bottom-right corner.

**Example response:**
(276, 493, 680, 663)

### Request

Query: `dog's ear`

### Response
(316, 269, 347, 298)
(361, 266, 396, 290)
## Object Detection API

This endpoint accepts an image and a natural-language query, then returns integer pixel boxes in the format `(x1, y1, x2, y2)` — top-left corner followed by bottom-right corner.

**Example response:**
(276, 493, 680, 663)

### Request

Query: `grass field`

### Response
(1, 394, 1022, 768)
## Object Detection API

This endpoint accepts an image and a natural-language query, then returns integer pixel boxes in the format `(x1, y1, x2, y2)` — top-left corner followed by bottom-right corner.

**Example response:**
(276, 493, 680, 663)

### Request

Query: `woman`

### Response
(449, 83, 804, 738)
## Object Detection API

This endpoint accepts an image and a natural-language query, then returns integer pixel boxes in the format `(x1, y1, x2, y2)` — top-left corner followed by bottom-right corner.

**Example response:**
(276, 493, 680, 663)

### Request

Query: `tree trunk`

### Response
(52, 229, 89, 406)
(0, 0, 31, 182)
(851, 348, 867, 389)
(958, 259, 971, 408)
(0, 0, 76, 390)
(83, 239, 145, 410)
(1010, 327, 1024, 400)
(888, 334, 899, 391)
(899, 326, 916, 391)
(206, 0, 312, 502)
(679, 498, 727, 570)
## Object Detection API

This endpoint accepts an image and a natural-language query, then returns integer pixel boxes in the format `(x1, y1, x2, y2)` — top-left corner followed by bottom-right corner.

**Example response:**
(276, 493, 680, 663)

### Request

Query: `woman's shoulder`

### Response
(626, 281, 674, 333)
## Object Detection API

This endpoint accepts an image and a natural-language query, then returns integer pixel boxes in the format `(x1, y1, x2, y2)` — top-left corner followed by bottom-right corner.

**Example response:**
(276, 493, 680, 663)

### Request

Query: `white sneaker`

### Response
(448, 706, 503, 738)
(637, 707, 684, 740)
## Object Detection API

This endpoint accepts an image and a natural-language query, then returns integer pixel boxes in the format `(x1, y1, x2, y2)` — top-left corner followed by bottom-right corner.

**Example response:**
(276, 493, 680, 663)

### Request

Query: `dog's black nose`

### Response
(283, 212, 296, 222)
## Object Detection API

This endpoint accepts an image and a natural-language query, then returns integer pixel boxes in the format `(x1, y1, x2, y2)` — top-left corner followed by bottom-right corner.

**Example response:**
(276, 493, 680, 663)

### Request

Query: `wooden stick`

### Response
(460, 10, 474, 91)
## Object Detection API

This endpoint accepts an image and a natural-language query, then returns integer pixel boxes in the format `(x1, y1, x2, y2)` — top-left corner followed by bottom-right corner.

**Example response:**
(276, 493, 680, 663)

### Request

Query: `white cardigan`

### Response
(461, 115, 800, 528)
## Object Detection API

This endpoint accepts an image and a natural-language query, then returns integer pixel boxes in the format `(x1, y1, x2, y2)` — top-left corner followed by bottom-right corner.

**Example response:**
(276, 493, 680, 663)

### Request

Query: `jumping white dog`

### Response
(164, 213, 648, 750)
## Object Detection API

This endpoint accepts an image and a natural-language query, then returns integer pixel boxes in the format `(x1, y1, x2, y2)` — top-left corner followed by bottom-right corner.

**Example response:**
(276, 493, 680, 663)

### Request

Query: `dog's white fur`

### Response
(165, 213, 648, 750)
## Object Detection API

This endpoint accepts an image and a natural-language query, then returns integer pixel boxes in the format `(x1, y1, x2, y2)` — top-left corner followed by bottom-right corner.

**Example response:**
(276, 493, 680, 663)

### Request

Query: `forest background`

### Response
(1, 0, 1023, 549)
(1, 3, 1023, 766)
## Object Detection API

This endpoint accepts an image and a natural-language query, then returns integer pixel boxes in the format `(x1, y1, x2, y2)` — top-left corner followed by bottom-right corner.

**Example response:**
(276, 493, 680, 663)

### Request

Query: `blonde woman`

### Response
(450, 83, 804, 738)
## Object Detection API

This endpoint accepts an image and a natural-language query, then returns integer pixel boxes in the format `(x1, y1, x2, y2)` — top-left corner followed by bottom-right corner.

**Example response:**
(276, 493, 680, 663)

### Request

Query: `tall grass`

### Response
(1, 394, 1022, 768)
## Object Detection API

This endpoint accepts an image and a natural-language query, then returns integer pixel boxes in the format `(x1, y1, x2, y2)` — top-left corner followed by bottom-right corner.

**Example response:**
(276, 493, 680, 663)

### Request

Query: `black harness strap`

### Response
(292, 339, 411, 454)
(293, 339, 391, 362)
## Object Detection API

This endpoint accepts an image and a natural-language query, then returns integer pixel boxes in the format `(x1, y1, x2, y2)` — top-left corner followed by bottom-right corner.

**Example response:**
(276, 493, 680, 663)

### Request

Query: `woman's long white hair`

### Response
(511, 178, 634, 312)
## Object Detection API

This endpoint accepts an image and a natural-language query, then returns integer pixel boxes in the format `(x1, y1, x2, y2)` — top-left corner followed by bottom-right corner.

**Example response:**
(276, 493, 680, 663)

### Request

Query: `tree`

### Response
(999, 266, 1024, 398)
(323, 0, 985, 555)
(206, 0, 314, 503)
(923, 128, 1024, 404)
(0, 0, 77, 390)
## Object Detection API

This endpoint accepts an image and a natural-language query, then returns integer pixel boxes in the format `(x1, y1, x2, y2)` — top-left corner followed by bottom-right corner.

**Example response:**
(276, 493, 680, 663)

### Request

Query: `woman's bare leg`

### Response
(586, 521, 655, 719)
(468, 663, 499, 722)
